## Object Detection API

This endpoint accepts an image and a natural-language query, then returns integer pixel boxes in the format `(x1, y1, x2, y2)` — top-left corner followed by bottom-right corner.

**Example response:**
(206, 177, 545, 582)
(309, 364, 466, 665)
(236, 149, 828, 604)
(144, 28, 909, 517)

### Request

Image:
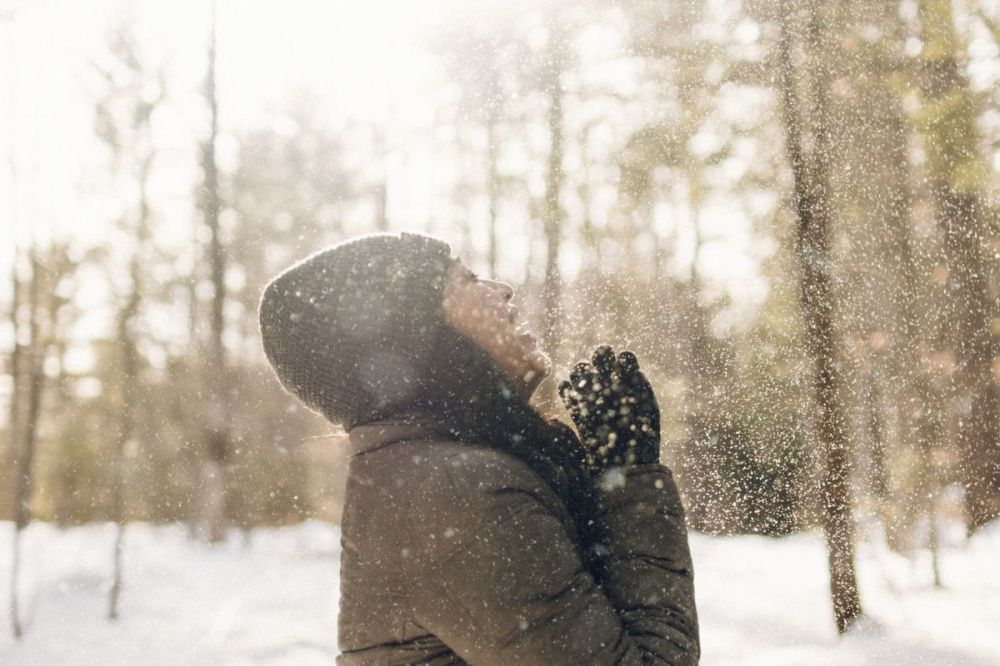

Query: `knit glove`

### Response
(558, 346, 661, 476)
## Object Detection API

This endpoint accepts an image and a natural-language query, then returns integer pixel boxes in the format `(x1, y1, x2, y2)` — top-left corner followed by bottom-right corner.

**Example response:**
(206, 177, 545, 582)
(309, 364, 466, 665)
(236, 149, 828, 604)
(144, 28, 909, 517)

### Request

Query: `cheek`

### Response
(446, 288, 494, 336)
(466, 288, 502, 320)
(444, 285, 516, 357)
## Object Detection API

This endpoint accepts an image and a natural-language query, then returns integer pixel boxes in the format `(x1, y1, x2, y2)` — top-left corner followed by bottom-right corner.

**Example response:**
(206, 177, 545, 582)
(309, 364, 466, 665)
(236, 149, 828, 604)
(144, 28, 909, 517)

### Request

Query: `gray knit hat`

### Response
(258, 232, 454, 429)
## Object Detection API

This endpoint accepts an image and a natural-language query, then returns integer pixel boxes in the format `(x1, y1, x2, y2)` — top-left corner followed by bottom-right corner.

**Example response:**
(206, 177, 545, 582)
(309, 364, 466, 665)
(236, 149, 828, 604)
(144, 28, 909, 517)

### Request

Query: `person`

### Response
(258, 231, 699, 665)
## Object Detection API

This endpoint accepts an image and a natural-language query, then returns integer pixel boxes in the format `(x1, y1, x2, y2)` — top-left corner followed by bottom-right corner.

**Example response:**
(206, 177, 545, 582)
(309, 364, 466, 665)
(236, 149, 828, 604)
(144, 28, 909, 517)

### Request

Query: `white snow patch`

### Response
(1, 519, 998, 664)
(0, 521, 339, 665)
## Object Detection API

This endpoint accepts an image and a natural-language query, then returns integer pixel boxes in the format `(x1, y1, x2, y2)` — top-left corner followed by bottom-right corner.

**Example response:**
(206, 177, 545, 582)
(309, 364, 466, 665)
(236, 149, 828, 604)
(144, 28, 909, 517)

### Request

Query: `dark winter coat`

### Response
(337, 412, 700, 665)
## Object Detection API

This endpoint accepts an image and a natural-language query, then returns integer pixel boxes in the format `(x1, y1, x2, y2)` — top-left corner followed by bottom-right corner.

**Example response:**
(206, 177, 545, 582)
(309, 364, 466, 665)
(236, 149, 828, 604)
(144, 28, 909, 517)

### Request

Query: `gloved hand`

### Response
(558, 346, 661, 475)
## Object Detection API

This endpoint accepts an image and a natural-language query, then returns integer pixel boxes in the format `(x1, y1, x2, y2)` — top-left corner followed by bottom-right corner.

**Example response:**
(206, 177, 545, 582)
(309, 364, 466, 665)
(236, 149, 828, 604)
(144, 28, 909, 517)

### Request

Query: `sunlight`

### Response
(3, 0, 1000, 663)
(215, 0, 442, 122)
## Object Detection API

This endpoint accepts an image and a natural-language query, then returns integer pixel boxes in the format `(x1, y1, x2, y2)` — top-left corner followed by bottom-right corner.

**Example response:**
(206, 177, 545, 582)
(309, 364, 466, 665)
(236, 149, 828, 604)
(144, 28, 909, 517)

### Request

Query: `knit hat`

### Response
(258, 232, 454, 429)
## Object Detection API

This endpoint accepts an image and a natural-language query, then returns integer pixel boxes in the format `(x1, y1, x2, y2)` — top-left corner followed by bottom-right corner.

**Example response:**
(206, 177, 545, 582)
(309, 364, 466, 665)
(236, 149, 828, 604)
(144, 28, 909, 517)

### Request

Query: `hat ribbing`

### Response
(258, 232, 454, 429)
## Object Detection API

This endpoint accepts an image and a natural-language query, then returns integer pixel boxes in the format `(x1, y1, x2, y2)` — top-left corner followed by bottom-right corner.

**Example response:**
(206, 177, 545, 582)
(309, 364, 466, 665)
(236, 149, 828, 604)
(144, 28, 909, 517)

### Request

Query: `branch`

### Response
(975, 9, 1000, 48)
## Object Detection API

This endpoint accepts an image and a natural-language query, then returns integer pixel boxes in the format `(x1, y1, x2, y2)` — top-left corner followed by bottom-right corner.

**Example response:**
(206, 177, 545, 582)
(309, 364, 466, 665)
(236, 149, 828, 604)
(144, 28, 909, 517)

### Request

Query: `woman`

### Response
(259, 232, 699, 665)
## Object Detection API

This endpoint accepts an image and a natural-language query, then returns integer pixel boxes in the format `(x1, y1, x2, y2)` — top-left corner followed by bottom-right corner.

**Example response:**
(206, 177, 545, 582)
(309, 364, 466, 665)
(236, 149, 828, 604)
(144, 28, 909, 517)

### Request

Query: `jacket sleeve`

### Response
(406, 451, 699, 665)
(590, 463, 700, 662)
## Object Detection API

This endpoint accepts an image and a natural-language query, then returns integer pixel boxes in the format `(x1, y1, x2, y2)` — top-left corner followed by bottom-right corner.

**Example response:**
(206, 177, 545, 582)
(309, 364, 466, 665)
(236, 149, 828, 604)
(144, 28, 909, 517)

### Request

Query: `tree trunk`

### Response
(916, 0, 1000, 532)
(108, 273, 138, 620)
(108, 154, 151, 620)
(865, 373, 889, 501)
(200, 1, 229, 543)
(486, 108, 499, 277)
(541, 35, 565, 372)
(7, 247, 22, 639)
(5, 26, 24, 635)
(6, 249, 22, 504)
(9, 244, 46, 639)
(777, 2, 863, 633)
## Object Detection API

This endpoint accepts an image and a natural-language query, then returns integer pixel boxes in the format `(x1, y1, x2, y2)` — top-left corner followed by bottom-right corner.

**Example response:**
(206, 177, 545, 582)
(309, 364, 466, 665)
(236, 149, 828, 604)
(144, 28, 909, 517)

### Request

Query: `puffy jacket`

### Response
(337, 412, 700, 665)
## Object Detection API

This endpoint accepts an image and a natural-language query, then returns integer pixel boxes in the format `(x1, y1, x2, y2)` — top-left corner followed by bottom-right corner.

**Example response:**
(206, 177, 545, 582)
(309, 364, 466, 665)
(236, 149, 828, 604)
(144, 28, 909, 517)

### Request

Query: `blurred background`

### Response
(1, 0, 998, 663)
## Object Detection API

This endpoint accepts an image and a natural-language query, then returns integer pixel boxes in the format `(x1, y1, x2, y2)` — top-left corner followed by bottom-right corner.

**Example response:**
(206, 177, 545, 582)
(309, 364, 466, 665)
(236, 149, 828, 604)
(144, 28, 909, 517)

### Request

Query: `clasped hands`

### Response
(558, 345, 661, 478)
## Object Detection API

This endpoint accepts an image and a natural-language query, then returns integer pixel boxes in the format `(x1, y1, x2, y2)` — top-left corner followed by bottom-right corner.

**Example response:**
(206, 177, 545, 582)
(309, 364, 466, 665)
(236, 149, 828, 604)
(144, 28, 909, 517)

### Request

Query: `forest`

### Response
(2, 0, 999, 663)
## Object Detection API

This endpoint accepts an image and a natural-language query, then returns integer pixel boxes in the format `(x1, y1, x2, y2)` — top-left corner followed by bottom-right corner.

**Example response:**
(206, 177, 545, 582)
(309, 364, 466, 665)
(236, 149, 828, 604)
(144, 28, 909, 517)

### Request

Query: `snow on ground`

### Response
(691, 522, 1000, 665)
(0, 522, 340, 665)
(1, 519, 998, 665)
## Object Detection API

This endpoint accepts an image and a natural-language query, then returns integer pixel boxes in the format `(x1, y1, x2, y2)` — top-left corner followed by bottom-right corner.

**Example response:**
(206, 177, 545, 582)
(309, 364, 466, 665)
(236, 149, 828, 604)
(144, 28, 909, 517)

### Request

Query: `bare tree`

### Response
(5, 8, 29, 636)
(436, 12, 517, 275)
(198, 0, 230, 542)
(7, 244, 25, 639)
(541, 28, 566, 372)
(91, 17, 165, 617)
(8, 240, 72, 637)
(108, 154, 154, 619)
(777, 0, 863, 633)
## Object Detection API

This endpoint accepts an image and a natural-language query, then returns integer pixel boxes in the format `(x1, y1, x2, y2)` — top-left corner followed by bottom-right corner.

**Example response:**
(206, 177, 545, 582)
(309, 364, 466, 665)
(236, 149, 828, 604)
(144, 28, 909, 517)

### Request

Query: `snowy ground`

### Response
(1, 520, 998, 665)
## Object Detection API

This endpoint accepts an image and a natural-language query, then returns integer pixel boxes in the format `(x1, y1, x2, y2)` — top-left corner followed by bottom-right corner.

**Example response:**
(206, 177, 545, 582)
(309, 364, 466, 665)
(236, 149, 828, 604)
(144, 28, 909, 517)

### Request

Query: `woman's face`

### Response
(442, 259, 551, 392)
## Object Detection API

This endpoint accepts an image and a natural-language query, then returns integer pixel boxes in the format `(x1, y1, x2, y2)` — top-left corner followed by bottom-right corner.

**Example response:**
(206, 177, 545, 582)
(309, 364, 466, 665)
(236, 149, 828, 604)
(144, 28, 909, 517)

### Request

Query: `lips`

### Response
(503, 304, 537, 343)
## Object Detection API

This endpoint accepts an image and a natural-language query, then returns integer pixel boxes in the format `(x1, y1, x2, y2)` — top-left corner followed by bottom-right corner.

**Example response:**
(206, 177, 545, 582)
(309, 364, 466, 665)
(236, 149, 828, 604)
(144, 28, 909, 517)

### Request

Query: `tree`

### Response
(777, 0, 863, 633)
(836, 0, 946, 574)
(914, 0, 1000, 532)
(225, 101, 356, 529)
(541, 25, 567, 374)
(436, 8, 527, 276)
(90, 16, 165, 617)
(619, 0, 800, 533)
(6, 243, 29, 640)
(7, 239, 75, 637)
(197, 1, 230, 542)
(4, 6, 26, 638)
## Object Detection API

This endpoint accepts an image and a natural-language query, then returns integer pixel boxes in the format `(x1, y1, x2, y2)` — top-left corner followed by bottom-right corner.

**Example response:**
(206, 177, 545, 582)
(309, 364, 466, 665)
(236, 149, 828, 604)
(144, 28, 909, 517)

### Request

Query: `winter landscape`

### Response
(4, 0, 1000, 663)
(2, 520, 999, 665)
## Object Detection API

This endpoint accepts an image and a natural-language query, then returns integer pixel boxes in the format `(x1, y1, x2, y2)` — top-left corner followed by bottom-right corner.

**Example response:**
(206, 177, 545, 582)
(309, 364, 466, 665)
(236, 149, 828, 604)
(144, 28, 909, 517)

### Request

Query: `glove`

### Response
(558, 346, 661, 474)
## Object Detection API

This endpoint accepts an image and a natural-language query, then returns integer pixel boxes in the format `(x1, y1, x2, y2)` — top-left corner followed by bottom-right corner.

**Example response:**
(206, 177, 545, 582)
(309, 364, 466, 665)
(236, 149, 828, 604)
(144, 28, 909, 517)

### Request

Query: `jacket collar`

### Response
(347, 410, 454, 456)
